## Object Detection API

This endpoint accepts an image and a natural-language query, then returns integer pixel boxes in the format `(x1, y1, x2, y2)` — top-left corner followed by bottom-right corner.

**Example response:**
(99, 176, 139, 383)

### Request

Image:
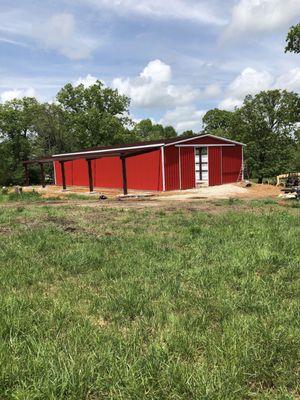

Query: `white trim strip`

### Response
(53, 143, 164, 158)
(242, 147, 244, 181)
(53, 161, 57, 185)
(176, 144, 235, 147)
(165, 133, 246, 147)
(221, 147, 223, 185)
(161, 147, 166, 191)
(178, 147, 182, 190)
(208, 147, 210, 186)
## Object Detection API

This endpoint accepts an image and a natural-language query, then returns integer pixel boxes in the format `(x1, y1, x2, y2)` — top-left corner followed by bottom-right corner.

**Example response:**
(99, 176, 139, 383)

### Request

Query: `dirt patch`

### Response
(22, 183, 281, 203)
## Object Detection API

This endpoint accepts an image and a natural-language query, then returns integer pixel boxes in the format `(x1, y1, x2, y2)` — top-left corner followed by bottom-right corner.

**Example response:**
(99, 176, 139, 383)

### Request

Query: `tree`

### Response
(56, 80, 132, 148)
(294, 129, 300, 171)
(163, 125, 177, 138)
(32, 103, 74, 155)
(285, 23, 300, 54)
(237, 90, 300, 182)
(203, 90, 300, 182)
(202, 109, 235, 137)
(179, 130, 197, 138)
(133, 119, 177, 141)
(0, 97, 39, 184)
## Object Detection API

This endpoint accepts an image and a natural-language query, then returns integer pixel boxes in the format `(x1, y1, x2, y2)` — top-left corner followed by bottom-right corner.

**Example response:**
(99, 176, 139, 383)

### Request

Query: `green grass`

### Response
(0, 190, 95, 203)
(0, 201, 299, 399)
(0, 190, 43, 202)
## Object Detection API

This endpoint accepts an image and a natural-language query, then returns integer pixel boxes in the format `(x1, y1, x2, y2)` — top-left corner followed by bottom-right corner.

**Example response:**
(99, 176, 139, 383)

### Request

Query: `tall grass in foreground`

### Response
(0, 204, 299, 399)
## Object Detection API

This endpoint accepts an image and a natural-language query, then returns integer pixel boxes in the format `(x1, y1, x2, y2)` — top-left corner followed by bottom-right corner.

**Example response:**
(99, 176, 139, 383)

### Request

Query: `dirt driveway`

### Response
(23, 182, 280, 201)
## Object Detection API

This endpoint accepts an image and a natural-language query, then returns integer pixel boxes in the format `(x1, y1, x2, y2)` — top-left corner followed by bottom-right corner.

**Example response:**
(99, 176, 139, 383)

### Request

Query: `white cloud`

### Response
(218, 66, 300, 110)
(79, 0, 226, 25)
(203, 83, 222, 98)
(140, 60, 171, 83)
(0, 87, 37, 103)
(74, 74, 98, 87)
(32, 13, 96, 60)
(113, 59, 200, 108)
(227, 67, 273, 98)
(219, 67, 273, 110)
(218, 97, 243, 110)
(275, 68, 300, 92)
(225, 0, 300, 38)
(0, 11, 97, 60)
(160, 106, 206, 133)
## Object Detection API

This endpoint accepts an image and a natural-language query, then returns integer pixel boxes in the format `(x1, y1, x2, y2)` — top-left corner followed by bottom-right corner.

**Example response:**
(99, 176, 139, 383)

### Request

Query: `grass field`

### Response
(0, 198, 299, 399)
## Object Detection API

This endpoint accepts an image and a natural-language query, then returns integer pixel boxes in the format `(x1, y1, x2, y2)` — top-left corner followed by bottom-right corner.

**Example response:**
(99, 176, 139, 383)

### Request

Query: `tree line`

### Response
(0, 25, 299, 185)
(0, 82, 177, 185)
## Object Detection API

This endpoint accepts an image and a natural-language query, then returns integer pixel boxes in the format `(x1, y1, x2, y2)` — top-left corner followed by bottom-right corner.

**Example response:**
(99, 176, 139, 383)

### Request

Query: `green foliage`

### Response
(0, 98, 39, 184)
(0, 204, 299, 398)
(179, 130, 197, 138)
(133, 119, 177, 141)
(203, 90, 300, 181)
(203, 108, 236, 138)
(56, 80, 132, 148)
(285, 23, 300, 54)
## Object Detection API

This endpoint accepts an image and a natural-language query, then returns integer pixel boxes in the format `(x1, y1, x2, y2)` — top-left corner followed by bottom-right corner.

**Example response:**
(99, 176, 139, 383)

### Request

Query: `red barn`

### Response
(24, 134, 245, 193)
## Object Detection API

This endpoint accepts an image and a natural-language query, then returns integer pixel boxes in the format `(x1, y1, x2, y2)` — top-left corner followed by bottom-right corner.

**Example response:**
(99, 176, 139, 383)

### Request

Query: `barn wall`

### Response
(127, 150, 163, 191)
(93, 157, 123, 188)
(222, 145, 243, 183)
(54, 160, 74, 186)
(208, 147, 222, 186)
(54, 149, 162, 191)
(180, 147, 195, 189)
(164, 146, 180, 191)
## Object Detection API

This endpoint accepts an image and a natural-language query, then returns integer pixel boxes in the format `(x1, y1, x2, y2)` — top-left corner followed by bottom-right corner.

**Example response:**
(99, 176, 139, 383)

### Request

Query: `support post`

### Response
(39, 162, 45, 188)
(60, 161, 67, 190)
(24, 163, 29, 186)
(86, 159, 94, 193)
(120, 155, 128, 195)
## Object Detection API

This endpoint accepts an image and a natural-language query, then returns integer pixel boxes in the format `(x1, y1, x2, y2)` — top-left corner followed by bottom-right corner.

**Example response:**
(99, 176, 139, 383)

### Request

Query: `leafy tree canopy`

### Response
(203, 90, 300, 182)
(133, 119, 177, 141)
(56, 80, 132, 148)
(285, 23, 300, 54)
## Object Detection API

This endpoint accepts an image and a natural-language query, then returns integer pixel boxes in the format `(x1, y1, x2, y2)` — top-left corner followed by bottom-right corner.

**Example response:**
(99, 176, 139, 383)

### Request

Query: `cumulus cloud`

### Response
(80, 0, 226, 25)
(219, 67, 273, 110)
(74, 74, 98, 87)
(0, 87, 37, 103)
(225, 0, 300, 38)
(112, 59, 200, 108)
(160, 106, 206, 133)
(227, 67, 273, 98)
(218, 66, 300, 110)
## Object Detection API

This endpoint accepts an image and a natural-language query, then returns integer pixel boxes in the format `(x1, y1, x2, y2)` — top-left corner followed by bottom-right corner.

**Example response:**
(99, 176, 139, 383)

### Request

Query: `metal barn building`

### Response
(24, 134, 245, 194)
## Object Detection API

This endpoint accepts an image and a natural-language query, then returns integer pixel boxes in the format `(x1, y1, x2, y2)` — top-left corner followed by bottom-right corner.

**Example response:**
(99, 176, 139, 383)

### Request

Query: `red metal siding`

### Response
(54, 160, 73, 186)
(54, 149, 162, 191)
(72, 158, 88, 186)
(209, 147, 222, 186)
(93, 157, 123, 188)
(165, 146, 180, 191)
(127, 150, 162, 191)
(54, 161, 61, 185)
(180, 147, 195, 189)
(222, 145, 242, 183)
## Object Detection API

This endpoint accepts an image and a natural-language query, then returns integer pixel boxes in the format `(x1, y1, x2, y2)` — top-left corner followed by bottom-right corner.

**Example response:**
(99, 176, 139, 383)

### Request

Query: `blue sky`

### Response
(0, 0, 299, 132)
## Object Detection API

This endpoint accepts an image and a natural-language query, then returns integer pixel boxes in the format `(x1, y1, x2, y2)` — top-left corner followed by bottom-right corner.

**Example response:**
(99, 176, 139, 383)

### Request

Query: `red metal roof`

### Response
(25, 134, 245, 164)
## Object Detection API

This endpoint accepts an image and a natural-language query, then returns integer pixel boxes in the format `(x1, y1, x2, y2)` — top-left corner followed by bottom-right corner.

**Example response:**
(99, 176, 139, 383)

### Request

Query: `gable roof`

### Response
(52, 134, 245, 158)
